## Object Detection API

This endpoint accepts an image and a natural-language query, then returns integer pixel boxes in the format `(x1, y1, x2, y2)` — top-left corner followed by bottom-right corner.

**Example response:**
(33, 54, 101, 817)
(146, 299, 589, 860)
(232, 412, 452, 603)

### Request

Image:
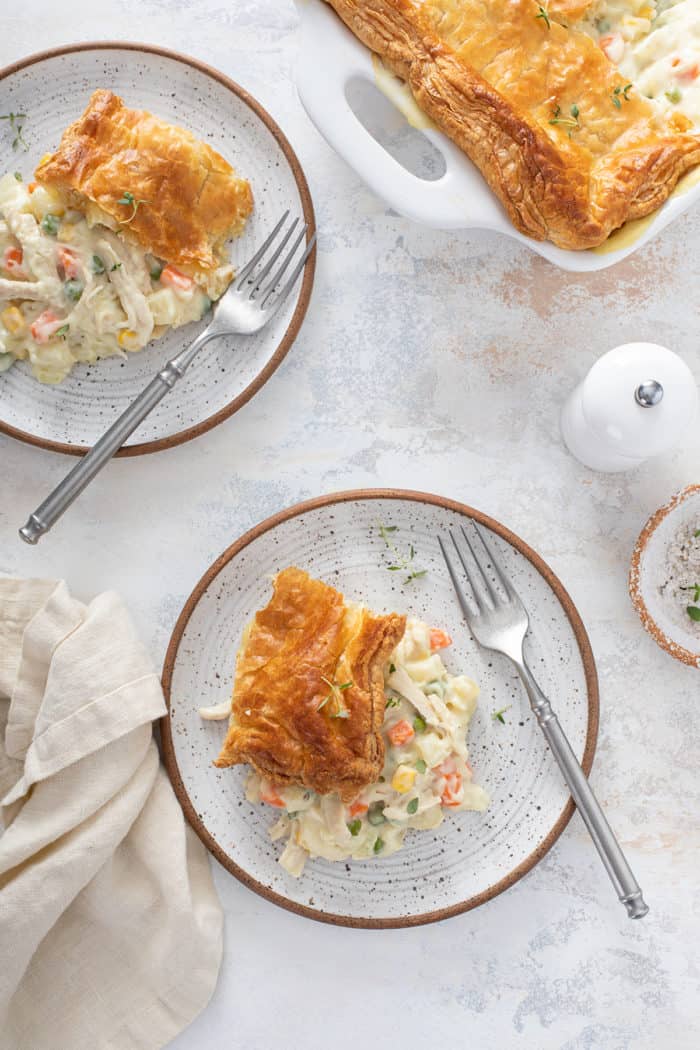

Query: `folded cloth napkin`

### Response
(0, 579, 223, 1050)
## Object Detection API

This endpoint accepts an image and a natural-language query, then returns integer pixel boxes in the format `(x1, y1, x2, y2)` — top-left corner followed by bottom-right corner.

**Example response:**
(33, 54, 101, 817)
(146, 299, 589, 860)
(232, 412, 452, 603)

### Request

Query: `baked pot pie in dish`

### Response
(0, 89, 253, 383)
(323, 0, 700, 249)
(202, 567, 489, 876)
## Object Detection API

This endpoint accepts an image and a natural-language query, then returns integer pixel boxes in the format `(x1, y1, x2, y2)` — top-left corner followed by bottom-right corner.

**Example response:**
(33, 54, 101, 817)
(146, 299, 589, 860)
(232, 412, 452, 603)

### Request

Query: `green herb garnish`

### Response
(287, 811, 300, 819)
(389, 663, 396, 674)
(41, 213, 59, 237)
(681, 584, 700, 603)
(687, 606, 700, 623)
(149, 259, 164, 280)
(92, 254, 105, 275)
(110, 262, 122, 272)
(413, 714, 427, 733)
(415, 759, 427, 774)
(373, 837, 385, 854)
(378, 522, 427, 585)
(535, 3, 551, 28)
(117, 190, 150, 224)
(694, 529, 700, 538)
(55, 324, 69, 339)
(549, 103, 581, 137)
(407, 798, 419, 815)
(0, 112, 28, 151)
(492, 705, 511, 725)
(665, 88, 682, 105)
(13, 171, 22, 181)
(612, 84, 633, 109)
(348, 819, 362, 836)
(385, 695, 401, 709)
(318, 674, 353, 719)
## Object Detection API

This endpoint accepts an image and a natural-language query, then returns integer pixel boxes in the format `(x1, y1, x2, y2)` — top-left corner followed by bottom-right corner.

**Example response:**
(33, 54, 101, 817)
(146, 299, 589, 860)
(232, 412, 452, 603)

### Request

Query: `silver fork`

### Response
(19, 212, 316, 544)
(438, 521, 649, 920)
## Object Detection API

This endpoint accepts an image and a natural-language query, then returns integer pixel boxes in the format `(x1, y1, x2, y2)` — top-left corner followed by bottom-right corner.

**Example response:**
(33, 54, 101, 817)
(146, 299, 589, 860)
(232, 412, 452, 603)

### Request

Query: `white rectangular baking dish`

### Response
(295, 0, 700, 272)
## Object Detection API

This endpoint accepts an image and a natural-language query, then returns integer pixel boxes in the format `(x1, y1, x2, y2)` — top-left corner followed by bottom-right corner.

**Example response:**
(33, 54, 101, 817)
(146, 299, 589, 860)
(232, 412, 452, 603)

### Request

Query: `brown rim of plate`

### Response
(160, 488, 600, 930)
(629, 483, 700, 670)
(0, 41, 316, 458)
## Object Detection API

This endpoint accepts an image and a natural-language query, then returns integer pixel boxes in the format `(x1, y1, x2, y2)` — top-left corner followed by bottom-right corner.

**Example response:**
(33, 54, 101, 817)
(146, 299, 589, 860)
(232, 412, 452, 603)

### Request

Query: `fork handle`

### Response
(516, 660, 649, 920)
(19, 330, 215, 545)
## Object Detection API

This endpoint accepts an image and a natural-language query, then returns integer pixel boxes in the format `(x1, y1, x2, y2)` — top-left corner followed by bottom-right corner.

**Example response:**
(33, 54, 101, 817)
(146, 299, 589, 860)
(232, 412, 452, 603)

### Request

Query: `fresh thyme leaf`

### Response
(492, 705, 512, 724)
(13, 171, 21, 181)
(55, 324, 69, 338)
(549, 103, 581, 137)
(623, 83, 632, 99)
(405, 569, 427, 584)
(117, 189, 150, 224)
(415, 758, 427, 774)
(287, 811, 300, 819)
(389, 663, 396, 674)
(338, 682, 352, 690)
(385, 695, 401, 708)
(612, 93, 622, 109)
(387, 565, 401, 572)
(535, 3, 551, 29)
(91, 254, 105, 275)
(319, 674, 353, 717)
(378, 521, 427, 583)
(407, 797, 419, 815)
(317, 695, 330, 711)
(0, 112, 28, 151)
(687, 606, 700, 622)
(681, 584, 700, 603)
(110, 262, 122, 271)
(694, 529, 700, 538)
(409, 544, 415, 560)
(380, 524, 398, 536)
(348, 819, 362, 836)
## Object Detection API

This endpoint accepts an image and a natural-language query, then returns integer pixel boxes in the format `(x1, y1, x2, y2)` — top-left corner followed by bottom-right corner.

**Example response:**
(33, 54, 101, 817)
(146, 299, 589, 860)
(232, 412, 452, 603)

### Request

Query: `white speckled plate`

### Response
(0, 43, 315, 455)
(162, 490, 599, 928)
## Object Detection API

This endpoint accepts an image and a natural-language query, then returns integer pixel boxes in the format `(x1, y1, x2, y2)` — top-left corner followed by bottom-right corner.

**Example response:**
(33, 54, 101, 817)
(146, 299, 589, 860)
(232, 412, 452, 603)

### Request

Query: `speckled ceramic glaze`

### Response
(162, 490, 598, 927)
(0, 43, 315, 455)
(630, 484, 700, 669)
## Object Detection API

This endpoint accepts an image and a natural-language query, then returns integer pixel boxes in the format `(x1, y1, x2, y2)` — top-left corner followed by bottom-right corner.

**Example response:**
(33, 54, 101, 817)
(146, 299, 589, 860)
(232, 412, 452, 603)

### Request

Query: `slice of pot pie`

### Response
(213, 567, 407, 802)
(35, 89, 253, 298)
(325, 0, 700, 249)
(0, 90, 253, 382)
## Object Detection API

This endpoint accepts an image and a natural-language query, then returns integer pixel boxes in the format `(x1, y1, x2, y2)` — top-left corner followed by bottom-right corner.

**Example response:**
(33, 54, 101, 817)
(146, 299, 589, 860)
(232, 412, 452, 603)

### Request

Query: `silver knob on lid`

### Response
(635, 380, 664, 408)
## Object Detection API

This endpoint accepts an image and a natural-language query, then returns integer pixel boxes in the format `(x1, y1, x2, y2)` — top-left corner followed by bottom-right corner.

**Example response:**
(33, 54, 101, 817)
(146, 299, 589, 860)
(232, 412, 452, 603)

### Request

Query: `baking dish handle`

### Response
(295, 0, 504, 231)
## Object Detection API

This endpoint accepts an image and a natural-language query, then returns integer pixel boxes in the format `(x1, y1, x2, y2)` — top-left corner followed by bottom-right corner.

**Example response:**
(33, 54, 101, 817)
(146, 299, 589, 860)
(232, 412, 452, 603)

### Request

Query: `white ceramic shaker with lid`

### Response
(560, 342, 699, 472)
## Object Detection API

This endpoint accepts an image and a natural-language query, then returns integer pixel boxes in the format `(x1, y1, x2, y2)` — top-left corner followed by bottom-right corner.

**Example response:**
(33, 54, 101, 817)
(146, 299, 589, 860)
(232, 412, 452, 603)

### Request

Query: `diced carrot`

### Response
(679, 64, 700, 82)
(28, 182, 37, 193)
(160, 264, 194, 292)
(2, 245, 25, 276)
(30, 308, 63, 343)
(57, 246, 81, 279)
(260, 784, 286, 808)
(429, 628, 452, 651)
(348, 801, 368, 817)
(441, 771, 463, 808)
(388, 719, 415, 747)
(599, 32, 624, 65)
(671, 56, 681, 68)
(434, 756, 457, 776)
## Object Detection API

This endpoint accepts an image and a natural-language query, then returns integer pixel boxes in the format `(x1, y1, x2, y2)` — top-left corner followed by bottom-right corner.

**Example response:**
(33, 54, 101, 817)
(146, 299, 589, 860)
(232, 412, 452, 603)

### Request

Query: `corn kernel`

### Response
(58, 222, 75, 242)
(38, 152, 53, 166)
(639, 6, 653, 18)
(1, 306, 25, 334)
(117, 329, 138, 349)
(391, 765, 417, 793)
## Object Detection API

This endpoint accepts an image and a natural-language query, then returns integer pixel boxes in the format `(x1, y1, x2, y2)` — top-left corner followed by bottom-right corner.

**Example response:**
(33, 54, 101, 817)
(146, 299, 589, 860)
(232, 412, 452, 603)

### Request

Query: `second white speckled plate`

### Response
(162, 490, 599, 928)
(0, 43, 315, 455)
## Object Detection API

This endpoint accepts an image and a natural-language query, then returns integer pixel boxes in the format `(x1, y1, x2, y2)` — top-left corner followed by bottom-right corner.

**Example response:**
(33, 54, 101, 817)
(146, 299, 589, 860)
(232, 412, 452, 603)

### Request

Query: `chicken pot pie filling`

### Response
(0, 174, 216, 383)
(582, 0, 700, 125)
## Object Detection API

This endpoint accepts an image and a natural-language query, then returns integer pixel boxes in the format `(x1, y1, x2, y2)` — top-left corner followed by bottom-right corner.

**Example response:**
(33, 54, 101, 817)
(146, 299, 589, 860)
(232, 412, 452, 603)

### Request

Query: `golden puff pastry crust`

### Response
(325, 0, 700, 249)
(214, 567, 406, 802)
(35, 89, 253, 279)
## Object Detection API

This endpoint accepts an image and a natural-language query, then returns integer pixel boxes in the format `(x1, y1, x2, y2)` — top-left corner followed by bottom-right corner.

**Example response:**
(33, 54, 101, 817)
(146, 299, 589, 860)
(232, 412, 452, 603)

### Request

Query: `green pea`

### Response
(347, 819, 362, 836)
(41, 214, 59, 236)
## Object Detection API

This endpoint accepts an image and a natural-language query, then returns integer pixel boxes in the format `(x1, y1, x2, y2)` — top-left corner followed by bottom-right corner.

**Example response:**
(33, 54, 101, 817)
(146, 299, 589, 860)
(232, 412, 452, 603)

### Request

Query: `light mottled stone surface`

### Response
(1, 2, 699, 1048)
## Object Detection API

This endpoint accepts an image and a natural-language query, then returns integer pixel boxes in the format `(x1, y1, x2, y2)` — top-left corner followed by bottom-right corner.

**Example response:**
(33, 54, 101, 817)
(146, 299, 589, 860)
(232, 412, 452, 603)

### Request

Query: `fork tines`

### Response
(438, 521, 515, 617)
(236, 210, 316, 312)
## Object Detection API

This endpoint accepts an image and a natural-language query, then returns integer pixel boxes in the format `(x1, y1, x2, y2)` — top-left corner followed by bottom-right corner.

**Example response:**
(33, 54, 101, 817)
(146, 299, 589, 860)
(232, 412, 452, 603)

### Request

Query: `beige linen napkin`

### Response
(0, 579, 223, 1050)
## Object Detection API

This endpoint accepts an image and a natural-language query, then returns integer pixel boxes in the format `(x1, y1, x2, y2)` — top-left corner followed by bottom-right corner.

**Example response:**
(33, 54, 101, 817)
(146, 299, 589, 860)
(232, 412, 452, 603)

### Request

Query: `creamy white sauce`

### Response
(244, 617, 489, 878)
(0, 173, 218, 384)
(583, 0, 700, 126)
